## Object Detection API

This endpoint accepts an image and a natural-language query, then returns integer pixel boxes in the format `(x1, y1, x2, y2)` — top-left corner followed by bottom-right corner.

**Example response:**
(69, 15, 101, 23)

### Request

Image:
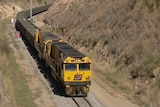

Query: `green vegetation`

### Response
(0, 20, 35, 107)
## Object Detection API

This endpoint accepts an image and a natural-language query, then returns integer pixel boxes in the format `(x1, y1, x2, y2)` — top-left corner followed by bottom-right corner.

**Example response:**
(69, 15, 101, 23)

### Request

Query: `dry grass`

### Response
(0, 19, 36, 107)
(43, 0, 160, 106)
(0, 1, 55, 107)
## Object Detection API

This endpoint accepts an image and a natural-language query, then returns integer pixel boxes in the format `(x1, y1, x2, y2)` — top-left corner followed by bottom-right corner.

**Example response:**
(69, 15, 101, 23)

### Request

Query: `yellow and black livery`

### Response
(15, 4, 92, 96)
(50, 42, 91, 96)
(34, 32, 92, 96)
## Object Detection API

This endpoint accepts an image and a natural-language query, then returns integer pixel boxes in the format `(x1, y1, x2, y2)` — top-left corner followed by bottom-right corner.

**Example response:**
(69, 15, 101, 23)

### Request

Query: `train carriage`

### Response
(15, 4, 92, 97)
(34, 32, 62, 59)
(49, 42, 91, 96)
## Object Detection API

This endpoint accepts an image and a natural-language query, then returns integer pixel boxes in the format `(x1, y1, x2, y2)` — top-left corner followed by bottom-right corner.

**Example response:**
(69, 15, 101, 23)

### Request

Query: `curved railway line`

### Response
(13, 2, 142, 107)
(16, 0, 91, 97)
(21, 37, 96, 106)
(14, 3, 104, 107)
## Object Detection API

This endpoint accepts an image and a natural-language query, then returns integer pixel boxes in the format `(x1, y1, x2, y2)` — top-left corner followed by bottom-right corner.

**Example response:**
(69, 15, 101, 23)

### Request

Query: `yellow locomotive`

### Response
(34, 31, 92, 96)
(15, 4, 92, 96)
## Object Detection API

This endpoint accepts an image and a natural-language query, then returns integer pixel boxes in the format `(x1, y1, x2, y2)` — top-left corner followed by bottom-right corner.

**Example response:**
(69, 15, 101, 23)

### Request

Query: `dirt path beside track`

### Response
(7, 23, 56, 107)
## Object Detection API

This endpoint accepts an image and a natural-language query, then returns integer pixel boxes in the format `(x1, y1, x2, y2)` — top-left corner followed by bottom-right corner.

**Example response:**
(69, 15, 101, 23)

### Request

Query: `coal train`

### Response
(15, 4, 92, 96)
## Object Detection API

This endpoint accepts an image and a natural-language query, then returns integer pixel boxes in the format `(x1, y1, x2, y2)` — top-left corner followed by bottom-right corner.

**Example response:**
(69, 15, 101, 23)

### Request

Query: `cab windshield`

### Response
(65, 64, 77, 71)
(79, 63, 90, 71)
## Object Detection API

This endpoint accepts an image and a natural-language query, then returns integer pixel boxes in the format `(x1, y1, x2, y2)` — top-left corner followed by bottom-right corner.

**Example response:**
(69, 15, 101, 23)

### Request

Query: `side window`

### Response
(51, 46, 55, 59)
(60, 53, 63, 58)
(79, 63, 90, 71)
(62, 64, 63, 70)
(65, 64, 77, 71)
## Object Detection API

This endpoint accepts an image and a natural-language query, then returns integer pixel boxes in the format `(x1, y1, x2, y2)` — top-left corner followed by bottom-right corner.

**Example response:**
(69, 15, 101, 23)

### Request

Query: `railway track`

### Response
(15, 3, 97, 107)
(16, 3, 92, 97)
(72, 97, 92, 107)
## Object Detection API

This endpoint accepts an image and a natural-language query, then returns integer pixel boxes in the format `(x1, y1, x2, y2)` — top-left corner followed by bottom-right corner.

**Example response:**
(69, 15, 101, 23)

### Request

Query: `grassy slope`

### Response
(0, 0, 53, 107)
(0, 19, 35, 107)
(44, 0, 160, 106)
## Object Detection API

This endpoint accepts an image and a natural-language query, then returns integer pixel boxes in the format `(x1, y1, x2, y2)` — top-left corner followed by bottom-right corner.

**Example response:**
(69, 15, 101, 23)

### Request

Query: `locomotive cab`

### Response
(63, 57, 92, 96)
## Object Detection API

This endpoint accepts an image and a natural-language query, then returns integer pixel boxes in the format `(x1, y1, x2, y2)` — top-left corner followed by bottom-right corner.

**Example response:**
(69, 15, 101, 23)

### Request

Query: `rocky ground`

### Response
(10, 20, 139, 107)
(9, 25, 56, 107)
(0, 2, 141, 107)
(0, 12, 139, 107)
(44, 0, 160, 106)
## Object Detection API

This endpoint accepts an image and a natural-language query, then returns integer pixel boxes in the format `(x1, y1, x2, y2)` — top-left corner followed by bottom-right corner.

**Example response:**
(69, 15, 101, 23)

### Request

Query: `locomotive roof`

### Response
(52, 42, 85, 58)
(41, 32, 60, 41)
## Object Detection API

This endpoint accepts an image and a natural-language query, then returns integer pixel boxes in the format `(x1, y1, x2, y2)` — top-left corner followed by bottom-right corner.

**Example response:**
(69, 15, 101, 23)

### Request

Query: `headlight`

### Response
(86, 76, 91, 81)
